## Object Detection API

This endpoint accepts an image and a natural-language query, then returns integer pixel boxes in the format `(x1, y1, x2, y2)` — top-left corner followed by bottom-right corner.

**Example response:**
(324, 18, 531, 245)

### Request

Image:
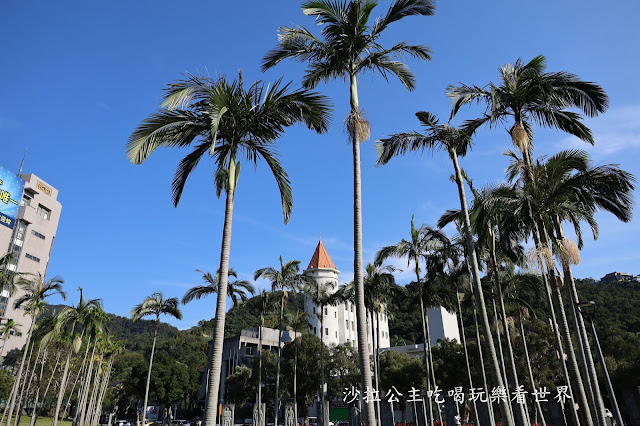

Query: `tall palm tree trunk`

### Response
(15, 343, 40, 426)
(555, 221, 608, 425)
(6, 315, 35, 426)
(141, 322, 159, 426)
(425, 309, 442, 425)
(63, 340, 91, 421)
(537, 220, 592, 426)
(526, 226, 581, 426)
(320, 307, 327, 426)
(52, 346, 73, 426)
(491, 252, 529, 426)
(520, 138, 586, 426)
(519, 313, 545, 426)
(29, 347, 47, 426)
(367, 311, 379, 426)
(468, 266, 494, 426)
(86, 349, 104, 426)
(293, 339, 298, 426)
(274, 293, 285, 426)
(349, 72, 375, 426)
(414, 267, 433, 426)
(450, 150, 513, 425)
(77, 341, 98, 426)
(40, 351, 62, 416)
(374, 312, 382, 426)
(456, 290, 478, 424)
(491, 297, 509, 389)
(203, 174, 236, 426)
(257, 321, 263, 426)
(94, 358, 113, 426)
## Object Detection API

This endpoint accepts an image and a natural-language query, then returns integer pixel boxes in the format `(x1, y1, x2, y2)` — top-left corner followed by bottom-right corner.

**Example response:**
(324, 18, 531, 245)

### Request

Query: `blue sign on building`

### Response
(0, 166, 25, 229)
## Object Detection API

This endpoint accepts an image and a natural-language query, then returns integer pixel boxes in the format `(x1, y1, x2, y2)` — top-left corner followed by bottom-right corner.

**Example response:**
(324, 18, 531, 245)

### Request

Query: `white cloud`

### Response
(557, 105, 640, 156)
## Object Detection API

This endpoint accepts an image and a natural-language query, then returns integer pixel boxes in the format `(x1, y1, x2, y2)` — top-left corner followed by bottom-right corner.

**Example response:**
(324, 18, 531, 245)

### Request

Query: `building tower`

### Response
(304, 241, 390, 350)
(0, 168, 62, 361)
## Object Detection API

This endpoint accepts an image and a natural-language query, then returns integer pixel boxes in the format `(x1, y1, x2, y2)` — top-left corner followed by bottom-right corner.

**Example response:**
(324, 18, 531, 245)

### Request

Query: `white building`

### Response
(0, 169, 62, 361)
(303, 241, 391, 351)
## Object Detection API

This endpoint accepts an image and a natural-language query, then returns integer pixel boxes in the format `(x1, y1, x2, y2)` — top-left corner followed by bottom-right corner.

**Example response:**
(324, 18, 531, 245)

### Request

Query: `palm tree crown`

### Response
(263, 0, 434, 91)
(127, 74, 331, 221)
(131, 292, 182, 323)
(183, 268, 255, 307)
(447, 54, 608, 147)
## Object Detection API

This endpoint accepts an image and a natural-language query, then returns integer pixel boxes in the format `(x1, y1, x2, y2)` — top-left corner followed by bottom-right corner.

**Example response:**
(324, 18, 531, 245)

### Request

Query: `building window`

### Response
(334, 311, 337, 318)
(335, 331, 338, 338)
(20, 195, 31, 206)
(31, 230, 45, 240)
(325, 328, 328, 336)
(324, 307, 328, 315)
(351, 304, 353, 312)
(346, 321, 349, 330)
(245, 345, 253, 355)
(36, 205, 51, 220)
(351, 321, 354, 331)
(25, 253, 40, 263)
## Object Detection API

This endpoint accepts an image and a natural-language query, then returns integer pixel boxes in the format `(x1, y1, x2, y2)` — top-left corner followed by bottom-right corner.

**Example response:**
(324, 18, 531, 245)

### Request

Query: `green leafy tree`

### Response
(263, 2, 434, 422)
(225, 366, 253, 407)
(281, 334, 323, 423)
(130, 293, 182, 425)
(127, 73, 330, 426)
(379, 350, 424, 423)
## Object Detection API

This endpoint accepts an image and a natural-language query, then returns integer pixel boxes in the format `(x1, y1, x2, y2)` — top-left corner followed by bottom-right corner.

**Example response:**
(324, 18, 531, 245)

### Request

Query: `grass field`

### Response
(16, 416, 72, 426)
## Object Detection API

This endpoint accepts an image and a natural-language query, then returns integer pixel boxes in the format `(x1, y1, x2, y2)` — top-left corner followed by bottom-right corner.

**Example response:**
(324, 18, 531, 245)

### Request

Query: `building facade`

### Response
(0, 170, 61, 360)
(303, 241, 391, 351)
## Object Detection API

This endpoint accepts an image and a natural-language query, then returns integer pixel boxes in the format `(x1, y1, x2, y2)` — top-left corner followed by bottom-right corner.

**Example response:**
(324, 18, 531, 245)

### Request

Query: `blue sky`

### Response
(2, 0, 638, 329)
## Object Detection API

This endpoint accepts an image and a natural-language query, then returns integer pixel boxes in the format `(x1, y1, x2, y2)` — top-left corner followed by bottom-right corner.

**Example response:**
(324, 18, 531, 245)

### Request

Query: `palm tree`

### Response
(182, 268, 255, 308)
(263, 2, 435, 421)
(303, 276, 339, 426)
(130, 292, 182, 426)
(127, 73, 330, 426)
(485, 149, 635, 425)
(285, 309, 309, 425)
(0, 320, 21, 358)
(254, 258, 308, 426)
(374, 216, 450, 425)
(4, 274, 65, 426)
(450, 178, 530, 426)
(255, 290, 276, 426)
(184, 268, 254, 415)
(376, 112, 514, 423)
(336, 263, 400, 425)
(519, 149, 633, 425)
(0, 253, 28, 309)
(50, 288, 101, 426)
(448, 56, 609, 426)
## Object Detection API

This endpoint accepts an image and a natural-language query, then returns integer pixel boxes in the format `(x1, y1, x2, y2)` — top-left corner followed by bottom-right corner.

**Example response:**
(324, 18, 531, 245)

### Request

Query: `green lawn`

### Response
(17, 417, 72, 426)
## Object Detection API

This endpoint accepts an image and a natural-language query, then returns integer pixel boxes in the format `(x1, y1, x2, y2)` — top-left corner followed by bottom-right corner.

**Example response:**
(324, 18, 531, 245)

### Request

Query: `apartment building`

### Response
(0, 166, 61, 361)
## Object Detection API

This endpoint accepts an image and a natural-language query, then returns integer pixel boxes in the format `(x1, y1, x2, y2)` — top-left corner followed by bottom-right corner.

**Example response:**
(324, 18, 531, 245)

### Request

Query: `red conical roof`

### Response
(307, 240, 337, 270)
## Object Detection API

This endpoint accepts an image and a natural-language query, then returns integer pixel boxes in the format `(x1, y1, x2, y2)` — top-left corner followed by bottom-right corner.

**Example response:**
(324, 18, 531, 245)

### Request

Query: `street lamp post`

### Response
(577, 301, 624, 426)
